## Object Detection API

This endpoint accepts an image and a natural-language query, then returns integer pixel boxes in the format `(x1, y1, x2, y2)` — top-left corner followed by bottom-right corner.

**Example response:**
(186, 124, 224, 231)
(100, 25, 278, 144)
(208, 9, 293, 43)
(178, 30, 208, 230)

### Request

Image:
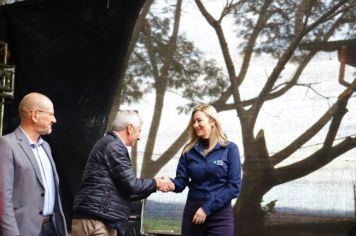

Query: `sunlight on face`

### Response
(129, 124, 142, 146)
(35, 102, 56, 135)
(192, 111, 213, 139)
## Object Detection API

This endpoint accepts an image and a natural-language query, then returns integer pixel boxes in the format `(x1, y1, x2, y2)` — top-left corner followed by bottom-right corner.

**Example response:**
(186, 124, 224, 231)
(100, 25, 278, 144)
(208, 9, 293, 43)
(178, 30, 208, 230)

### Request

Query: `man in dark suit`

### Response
(0, 92, 67, 236)
(71, 110, 172, 236)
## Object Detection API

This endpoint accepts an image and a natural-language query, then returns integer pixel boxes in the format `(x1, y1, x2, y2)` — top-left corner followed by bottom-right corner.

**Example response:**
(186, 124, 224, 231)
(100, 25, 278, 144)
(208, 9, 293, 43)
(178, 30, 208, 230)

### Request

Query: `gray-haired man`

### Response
(72, 110, 172, 236)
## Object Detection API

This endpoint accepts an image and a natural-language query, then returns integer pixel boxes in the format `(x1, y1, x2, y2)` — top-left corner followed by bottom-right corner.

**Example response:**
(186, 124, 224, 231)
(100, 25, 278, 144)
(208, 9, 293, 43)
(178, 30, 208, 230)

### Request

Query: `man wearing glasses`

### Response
(0, 92, 67, 236)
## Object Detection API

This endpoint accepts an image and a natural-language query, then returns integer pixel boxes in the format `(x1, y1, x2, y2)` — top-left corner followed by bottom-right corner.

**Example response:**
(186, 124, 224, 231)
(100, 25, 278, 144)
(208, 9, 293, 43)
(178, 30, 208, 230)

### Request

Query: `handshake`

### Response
(155, 176, 175, 192)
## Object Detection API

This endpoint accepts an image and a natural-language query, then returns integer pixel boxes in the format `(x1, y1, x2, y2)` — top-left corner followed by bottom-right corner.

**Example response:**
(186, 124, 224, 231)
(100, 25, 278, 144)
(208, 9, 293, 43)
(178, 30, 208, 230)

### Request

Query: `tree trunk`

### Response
(234, 130, 279, 236)
(234, 176, 267, 236)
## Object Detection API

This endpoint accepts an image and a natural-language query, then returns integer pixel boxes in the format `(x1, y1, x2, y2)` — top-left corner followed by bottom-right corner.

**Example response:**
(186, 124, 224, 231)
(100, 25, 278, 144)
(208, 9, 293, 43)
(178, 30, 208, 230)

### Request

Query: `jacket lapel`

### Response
(15, 127, 45, 189)
(42, 142, 59, 186)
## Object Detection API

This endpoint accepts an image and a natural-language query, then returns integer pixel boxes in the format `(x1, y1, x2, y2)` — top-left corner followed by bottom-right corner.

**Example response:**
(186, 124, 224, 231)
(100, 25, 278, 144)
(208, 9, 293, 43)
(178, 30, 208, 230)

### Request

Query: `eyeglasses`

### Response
(35, 110, 55, 116)
(119, 109, 139, 114)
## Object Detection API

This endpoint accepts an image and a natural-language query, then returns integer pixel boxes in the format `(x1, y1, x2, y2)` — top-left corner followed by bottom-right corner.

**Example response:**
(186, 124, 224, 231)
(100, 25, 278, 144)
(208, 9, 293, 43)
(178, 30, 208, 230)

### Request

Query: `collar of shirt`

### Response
(19, 126, 44, 147)
(111, 131, 128, 149)
(193, 141, 226, 156)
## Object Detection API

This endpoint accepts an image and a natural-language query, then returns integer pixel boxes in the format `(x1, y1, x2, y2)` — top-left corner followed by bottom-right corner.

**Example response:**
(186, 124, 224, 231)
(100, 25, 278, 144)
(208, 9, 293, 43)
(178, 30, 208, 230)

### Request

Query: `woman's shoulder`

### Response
(224, 141, 240, 153)
(224, 140, 238, 148)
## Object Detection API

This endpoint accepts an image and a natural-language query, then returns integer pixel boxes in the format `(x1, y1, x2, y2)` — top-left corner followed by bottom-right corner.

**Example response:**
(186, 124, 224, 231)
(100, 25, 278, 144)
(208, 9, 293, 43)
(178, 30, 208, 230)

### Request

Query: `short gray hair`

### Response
(111, 110, 143, 131)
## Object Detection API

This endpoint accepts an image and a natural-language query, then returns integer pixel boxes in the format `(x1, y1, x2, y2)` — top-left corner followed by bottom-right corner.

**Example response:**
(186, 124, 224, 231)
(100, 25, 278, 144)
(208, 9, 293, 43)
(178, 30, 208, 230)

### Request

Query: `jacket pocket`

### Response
(102, 190, 112, 213)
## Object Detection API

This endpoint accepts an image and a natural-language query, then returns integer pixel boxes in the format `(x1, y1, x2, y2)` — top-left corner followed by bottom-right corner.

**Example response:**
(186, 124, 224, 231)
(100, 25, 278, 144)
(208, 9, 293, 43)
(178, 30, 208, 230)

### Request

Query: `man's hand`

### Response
(192, 207, 207, 224)
(155, 176, 175, 192)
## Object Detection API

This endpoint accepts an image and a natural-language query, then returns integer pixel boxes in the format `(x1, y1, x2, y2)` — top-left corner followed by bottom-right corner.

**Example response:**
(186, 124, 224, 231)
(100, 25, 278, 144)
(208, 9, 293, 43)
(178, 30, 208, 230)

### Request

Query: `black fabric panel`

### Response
(0, 0, 144, 228)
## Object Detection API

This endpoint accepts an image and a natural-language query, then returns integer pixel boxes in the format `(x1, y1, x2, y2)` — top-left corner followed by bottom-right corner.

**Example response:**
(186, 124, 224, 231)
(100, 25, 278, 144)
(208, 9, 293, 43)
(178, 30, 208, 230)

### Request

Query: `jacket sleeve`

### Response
(130, 192, 152, 201)
(172, 153, 190, 193)
(106, 141, 157, 197)
(0, 137, 21, 236)
(201, 143, 241, 215)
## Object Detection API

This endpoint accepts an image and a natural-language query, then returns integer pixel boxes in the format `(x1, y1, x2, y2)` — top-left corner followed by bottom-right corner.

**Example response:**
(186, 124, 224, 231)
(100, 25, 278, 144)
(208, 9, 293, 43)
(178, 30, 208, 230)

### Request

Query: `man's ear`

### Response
(127, 124, 133, 134)
(31, 111, 39, 123)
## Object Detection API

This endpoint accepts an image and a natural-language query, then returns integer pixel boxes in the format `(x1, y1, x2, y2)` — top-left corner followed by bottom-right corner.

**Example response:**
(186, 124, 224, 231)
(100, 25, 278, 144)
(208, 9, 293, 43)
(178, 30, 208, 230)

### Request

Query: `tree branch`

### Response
(250, 0, 350, 127)
(216, 10, 346, 113)
(143, 19, 160, 80)
(141, 0, 183, 177)
(195, 0, 243, 115)
(270, 78, 356, 165)
(159, 0, 182, 82)
(275, 136, 356, 185)
(247, 130, 280, 188)
(107, 0, 154, 127)
(294, 0, 317, 35)
(236, 0, 273, 86)
(145, 129, 189, 177)
(274, 78, 356, 184)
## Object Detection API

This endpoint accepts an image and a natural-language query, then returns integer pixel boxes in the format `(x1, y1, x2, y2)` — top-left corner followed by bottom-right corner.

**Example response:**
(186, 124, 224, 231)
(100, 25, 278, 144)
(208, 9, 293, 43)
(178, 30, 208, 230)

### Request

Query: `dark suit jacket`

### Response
(0, 127, 67, 236)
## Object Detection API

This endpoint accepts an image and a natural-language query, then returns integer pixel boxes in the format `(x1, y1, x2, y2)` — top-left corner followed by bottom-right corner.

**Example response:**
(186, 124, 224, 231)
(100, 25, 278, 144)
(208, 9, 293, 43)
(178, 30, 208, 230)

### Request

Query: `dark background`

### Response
(0, 0, 144, 228)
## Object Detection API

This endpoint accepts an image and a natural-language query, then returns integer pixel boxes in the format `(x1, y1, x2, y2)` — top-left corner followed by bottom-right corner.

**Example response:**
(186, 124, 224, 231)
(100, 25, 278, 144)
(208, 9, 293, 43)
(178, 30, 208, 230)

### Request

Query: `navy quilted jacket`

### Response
(72, 131, 156, 235)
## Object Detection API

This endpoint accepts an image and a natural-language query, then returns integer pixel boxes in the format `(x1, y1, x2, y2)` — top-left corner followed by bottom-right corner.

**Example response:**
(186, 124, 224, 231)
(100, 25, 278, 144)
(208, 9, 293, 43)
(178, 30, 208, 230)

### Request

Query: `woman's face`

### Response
(192, 111, 214, 139)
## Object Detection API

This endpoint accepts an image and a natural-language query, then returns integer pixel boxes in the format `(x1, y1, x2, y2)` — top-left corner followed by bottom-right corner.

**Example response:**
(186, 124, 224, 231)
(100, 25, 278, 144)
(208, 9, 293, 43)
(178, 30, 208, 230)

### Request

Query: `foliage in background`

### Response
(123, 11, 229, 110)
(112, 1, 356, 235)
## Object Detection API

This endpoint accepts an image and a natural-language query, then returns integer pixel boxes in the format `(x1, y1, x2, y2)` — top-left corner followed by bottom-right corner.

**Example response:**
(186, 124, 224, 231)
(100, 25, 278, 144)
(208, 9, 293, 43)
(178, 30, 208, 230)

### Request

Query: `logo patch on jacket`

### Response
(213, 160, 224, 166)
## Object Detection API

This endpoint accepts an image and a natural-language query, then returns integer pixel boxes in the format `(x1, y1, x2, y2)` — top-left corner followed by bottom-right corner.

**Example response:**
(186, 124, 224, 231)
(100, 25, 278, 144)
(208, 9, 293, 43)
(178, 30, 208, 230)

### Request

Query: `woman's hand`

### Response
(192, 207, 207, 224)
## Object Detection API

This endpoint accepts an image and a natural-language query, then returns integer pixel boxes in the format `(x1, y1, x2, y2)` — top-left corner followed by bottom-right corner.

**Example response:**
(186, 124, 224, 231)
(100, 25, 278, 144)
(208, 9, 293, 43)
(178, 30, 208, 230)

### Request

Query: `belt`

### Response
(43, 215, 52, 224)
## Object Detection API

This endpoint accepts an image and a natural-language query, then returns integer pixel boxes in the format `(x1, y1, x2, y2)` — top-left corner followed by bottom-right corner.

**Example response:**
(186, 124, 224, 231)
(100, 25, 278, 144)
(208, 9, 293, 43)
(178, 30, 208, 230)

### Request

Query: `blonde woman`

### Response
(171, 104, 241, 236)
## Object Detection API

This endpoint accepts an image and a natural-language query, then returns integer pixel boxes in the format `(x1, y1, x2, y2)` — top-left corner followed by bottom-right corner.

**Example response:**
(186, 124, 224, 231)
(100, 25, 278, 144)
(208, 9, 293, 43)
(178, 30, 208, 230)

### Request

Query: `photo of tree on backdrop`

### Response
(109, 1, 356, 235)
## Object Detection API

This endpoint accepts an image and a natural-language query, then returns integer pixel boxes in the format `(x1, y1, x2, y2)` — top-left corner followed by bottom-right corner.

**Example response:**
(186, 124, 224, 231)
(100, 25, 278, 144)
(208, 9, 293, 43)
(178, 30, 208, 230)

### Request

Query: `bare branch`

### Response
(107, 0, 154, 127)
(218, 0, 235, 22)
(273, 79, 356, 183)
(236, 0, 273, 86)
(275, 136, 356, 185)
(143, 19, 160, 80)
(301, 0, 350, 34)
(159, 0, 183, 80)
(295, 0, 317, 34)
(270, 78, 356, 165)
(296, 83, 331, 100)
(212, 9, 345, 114)
(195, 0, 243, 113)
(211, 88, 233, 111)
(213, 51, 315, 112)
(250, 0, 350, 126)
(144, 129, 189, 177)
(141, 0, 184, 177)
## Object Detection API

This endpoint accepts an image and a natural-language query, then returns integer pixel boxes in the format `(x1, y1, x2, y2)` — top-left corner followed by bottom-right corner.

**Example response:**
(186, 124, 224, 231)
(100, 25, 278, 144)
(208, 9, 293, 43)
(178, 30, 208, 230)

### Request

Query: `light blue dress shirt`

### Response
(20, 127, 56, 216)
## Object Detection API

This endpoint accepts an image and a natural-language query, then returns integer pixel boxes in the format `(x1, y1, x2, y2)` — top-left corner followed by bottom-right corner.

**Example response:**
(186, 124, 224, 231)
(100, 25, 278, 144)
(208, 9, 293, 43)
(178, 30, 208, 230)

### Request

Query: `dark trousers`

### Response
(39, 220, 58, 236)
(181, 199, 234, 236)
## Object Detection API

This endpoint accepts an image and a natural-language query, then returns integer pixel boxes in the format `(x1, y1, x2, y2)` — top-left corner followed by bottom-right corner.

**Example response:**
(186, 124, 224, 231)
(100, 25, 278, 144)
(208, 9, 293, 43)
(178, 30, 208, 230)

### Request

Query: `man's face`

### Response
(34, 102, 57, 135)
(127, 124, 142, 146)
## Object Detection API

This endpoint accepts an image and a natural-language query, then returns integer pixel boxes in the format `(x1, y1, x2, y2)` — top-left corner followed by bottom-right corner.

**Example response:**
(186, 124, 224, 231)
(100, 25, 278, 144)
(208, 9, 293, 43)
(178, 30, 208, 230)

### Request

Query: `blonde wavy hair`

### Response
(183, 104, 228, 156)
